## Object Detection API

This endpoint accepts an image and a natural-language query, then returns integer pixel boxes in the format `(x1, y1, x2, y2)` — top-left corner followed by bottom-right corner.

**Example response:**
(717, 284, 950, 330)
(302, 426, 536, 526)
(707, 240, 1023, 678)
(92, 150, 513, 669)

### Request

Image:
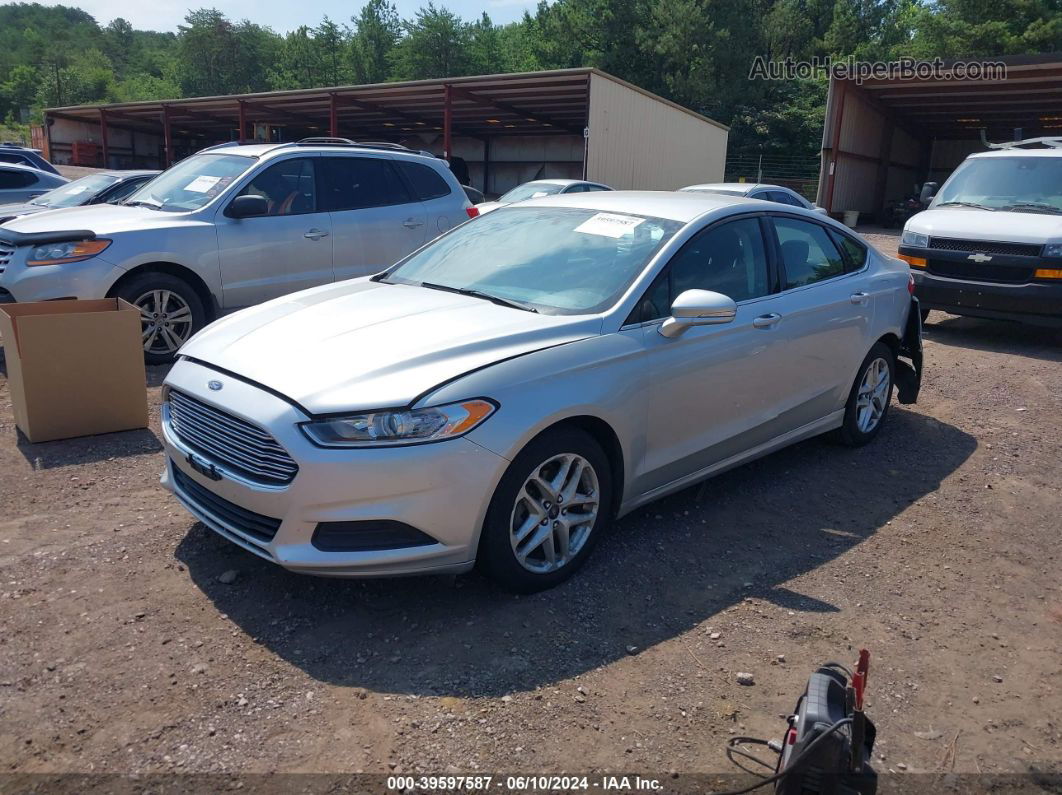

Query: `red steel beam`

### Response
(98, 108, 109, 168)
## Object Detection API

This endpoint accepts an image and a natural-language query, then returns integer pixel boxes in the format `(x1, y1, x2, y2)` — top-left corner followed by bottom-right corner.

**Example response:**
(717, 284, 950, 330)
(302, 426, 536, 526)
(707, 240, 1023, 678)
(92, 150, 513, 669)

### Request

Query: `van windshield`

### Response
(124, 153, 254, 212)
(934, 156, 1062, 214)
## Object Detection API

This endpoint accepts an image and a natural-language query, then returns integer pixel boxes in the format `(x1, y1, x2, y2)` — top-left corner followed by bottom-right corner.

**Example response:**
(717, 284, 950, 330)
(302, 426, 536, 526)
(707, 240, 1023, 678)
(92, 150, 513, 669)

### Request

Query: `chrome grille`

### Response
(167, 389, 298, 485)
(0, 239, 13, 275)
(928, 237, 1040, 257)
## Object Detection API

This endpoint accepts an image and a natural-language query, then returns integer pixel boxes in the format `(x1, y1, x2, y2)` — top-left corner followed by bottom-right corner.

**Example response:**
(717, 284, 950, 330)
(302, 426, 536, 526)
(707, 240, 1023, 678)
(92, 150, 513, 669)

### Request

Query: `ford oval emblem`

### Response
(208, 380, 223, 391)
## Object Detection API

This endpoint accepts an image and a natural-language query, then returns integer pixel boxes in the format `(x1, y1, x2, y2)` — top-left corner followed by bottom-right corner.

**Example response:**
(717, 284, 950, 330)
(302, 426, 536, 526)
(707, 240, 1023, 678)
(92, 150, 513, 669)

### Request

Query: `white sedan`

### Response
(681, 182, 827, 214)
(476, 179, 612, 214)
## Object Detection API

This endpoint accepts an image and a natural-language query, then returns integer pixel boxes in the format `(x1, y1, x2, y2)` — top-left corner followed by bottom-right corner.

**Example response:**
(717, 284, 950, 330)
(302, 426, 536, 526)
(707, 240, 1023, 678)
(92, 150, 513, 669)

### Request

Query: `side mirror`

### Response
(659, 289, 737, 338)
(226, 194, 268, 219)
(813, 205, 829, 215)
(919, 182, 938, 206)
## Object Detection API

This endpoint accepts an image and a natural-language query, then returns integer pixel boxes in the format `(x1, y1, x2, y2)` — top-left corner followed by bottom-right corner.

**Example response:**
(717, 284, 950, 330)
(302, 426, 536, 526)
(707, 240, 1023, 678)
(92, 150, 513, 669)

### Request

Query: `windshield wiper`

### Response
(1001, 202, 1062, 215)
(935, 201, 995, 211)
(418, 281, 538, 313)
(125, 198, 163, 209)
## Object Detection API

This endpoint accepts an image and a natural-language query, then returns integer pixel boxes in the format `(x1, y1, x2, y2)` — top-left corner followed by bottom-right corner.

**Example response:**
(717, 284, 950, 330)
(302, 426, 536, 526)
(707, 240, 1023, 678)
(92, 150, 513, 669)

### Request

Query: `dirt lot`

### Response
(1, 235, 1060, 789)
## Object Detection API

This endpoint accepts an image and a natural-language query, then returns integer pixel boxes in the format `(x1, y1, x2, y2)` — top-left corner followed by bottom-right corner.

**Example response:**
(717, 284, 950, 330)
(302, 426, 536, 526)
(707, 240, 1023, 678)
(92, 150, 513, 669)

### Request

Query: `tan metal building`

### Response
(816, 55, 1062, 220)
(40, 69, 728, 196)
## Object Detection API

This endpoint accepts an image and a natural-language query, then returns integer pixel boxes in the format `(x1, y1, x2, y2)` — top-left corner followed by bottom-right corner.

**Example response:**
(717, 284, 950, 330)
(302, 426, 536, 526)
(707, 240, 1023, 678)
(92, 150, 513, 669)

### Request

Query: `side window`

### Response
(396, 160, 451, 201)
(564, 184, 589, 193)
(830, 230, 868, 271)
(773, 217, 846, 288)
(321, 157, 413, 211)
(777, 191, 805, 207)
(238, 158, 316, 216)
(0, 169, 35, 189)
(670, 217, 771, 303)
(587, 185, 610, 192)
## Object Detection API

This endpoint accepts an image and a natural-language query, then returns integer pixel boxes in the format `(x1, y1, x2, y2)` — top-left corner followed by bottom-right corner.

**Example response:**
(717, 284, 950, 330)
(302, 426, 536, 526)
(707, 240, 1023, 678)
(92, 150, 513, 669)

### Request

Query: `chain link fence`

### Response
(723, 153, 821, 201)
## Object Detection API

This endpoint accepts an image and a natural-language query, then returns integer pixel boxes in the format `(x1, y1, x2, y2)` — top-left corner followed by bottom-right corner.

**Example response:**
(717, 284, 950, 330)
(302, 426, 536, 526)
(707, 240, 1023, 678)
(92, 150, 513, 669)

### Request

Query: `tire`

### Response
(478, 427, 613, 593)
(834, 342, 895, 447)
(113, 272, 207, 365)
(920, 307, 931, 323)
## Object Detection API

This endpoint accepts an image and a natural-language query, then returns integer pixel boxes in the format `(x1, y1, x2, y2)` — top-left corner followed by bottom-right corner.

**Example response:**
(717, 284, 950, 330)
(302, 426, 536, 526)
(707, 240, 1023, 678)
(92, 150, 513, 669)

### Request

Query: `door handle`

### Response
(753, 313, 782, 329)
(402, 218, 424, 229)
(850, 291, 869, 304)
(304, 228, 329, 240)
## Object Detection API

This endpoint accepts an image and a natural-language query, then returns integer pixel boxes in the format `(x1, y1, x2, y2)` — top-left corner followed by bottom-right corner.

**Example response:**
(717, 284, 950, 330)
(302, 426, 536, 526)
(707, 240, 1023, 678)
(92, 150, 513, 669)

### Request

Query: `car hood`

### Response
(0, 202, 46, 222)
(908, 208, 1062, 244)
(180, 279, 600, 415)
(0, 203, 182, 236)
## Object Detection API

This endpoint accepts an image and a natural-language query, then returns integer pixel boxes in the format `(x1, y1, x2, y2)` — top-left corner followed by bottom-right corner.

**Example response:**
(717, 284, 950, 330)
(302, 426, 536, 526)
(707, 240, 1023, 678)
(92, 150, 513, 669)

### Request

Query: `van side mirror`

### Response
(919, 182, 939, 206)
(659, 289, 737, 338)
(227, 194, 268, 219)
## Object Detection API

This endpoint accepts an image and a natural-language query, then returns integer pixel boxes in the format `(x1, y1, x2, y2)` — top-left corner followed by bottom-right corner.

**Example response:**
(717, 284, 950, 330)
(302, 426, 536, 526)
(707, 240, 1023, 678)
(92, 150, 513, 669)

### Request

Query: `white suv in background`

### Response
(0, 139, 474, 362)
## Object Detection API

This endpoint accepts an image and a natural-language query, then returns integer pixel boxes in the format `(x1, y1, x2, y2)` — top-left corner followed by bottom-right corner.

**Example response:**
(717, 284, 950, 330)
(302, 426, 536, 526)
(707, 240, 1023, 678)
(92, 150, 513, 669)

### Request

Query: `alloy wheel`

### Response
(856, 356, 891, 433)
(509, 453, 600, 574)
(135, 289, 194, 355)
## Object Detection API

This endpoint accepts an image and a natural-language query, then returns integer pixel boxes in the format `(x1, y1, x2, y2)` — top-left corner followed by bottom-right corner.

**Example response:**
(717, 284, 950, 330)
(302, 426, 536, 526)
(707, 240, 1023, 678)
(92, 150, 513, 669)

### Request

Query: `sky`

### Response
(37, 0, 543, 32)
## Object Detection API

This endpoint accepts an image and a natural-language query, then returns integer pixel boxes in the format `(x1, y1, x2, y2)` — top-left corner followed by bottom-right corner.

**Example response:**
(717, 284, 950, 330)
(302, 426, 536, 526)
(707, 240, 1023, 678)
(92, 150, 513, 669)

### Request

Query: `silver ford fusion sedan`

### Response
(161, 191, 923, 592)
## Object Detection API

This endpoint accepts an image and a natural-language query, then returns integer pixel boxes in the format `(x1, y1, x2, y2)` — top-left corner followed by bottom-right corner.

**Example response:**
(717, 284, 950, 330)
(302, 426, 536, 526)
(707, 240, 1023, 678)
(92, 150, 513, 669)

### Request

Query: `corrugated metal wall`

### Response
(586, 73, 728, 190)
(818, 82, 932, 216)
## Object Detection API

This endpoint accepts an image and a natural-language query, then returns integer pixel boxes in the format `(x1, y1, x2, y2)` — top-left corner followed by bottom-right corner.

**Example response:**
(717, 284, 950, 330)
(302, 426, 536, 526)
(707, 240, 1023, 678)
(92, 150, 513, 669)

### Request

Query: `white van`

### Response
(898, 137, 1062, 326)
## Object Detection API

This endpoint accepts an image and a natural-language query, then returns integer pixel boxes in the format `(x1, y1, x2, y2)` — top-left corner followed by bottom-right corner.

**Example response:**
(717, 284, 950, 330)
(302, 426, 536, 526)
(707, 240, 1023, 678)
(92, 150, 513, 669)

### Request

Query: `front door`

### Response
(319, 155, 428, 281)
(636, 215, 791, 494)
(215, 156, 334, 308)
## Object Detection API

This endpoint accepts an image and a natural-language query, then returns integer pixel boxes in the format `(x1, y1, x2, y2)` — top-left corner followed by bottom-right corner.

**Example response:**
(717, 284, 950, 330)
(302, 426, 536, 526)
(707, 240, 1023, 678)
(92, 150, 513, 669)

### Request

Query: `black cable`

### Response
(712, 718, 853, 795)
(724, 736, 777, 773)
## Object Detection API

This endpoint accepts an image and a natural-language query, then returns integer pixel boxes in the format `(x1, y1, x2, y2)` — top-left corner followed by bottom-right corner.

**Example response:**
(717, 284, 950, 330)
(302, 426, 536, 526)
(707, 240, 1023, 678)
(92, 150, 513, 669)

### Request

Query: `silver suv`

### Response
(0, 139, 474, 362)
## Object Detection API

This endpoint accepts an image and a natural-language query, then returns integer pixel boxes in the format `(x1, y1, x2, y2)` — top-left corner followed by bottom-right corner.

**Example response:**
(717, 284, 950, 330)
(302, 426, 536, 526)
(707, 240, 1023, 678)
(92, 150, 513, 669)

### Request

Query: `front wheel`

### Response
(478, 427, 613, 593)
(114, 272, 206, 365)
(834, 342, 895, 447)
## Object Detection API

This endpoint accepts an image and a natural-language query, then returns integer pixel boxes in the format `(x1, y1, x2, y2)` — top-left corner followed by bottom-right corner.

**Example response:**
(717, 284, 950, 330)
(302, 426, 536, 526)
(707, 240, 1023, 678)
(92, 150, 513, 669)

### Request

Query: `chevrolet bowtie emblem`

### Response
(967, 253, 993, 263)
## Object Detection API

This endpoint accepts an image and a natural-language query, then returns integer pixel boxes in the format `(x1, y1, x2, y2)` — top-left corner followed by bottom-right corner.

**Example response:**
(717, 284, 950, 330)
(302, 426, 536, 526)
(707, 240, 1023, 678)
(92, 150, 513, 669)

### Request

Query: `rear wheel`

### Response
(114, 272, 206, 365)
(479, 427, 612, 593)
(834, 342, 895, 447)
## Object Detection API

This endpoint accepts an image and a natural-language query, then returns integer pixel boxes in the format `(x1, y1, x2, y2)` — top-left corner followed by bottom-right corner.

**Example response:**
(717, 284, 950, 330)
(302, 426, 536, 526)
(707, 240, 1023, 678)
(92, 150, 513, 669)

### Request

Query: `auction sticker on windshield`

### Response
(574, 213, 645, 238)
(184, 175, 222, 193)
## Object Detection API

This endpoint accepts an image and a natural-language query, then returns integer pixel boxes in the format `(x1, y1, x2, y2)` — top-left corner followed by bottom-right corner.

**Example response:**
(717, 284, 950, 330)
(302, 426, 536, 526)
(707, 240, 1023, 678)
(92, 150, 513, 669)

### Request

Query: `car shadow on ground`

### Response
(924, 314, 1062, 362)
(175, 407, 975, 698)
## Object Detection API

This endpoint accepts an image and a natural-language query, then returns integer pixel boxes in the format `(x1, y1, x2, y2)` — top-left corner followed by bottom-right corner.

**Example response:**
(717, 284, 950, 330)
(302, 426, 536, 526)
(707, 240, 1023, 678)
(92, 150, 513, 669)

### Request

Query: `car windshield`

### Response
(934, 156, 1062, 213)
(499, 182, 567, 203)
(31, 174, 119, 207)
(124, 153, 254, 212)
(382, 206, 683, 315)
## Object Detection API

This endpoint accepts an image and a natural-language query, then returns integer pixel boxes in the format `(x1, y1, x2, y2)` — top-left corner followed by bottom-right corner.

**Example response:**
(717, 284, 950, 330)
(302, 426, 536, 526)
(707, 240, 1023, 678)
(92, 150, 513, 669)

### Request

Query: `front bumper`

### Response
(0, 250, 123, 302)
(160, 358, 510, 577)
(902, 245, 1062, 325)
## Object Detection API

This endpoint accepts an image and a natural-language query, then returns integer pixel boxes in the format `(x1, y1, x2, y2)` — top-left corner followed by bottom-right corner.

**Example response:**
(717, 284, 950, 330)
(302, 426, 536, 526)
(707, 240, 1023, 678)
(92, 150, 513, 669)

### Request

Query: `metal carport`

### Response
(40, 69, 729, 195)
(817, 54, 1062, 221)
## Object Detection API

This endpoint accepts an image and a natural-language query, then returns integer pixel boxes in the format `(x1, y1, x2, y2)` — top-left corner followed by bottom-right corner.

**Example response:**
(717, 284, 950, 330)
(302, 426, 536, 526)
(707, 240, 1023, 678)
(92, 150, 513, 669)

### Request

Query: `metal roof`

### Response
(844, 54, 1062, 140)
(45, 68, 727, 140)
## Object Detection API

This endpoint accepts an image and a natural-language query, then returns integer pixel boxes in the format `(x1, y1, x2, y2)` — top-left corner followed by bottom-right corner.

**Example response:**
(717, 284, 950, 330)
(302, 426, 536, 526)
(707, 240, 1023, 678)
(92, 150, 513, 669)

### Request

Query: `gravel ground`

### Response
(1, 232, 1060, 789)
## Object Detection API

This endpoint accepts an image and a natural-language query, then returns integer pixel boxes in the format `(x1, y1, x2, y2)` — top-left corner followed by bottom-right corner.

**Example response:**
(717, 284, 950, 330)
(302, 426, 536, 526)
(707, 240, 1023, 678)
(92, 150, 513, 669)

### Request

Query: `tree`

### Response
(351, 0, 401, 84)
(392, 4, 473, 80)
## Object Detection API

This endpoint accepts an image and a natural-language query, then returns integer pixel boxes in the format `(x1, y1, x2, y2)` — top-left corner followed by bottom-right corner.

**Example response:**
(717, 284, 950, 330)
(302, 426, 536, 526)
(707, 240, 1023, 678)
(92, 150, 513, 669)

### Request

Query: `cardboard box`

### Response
(0, 299, 149, 443)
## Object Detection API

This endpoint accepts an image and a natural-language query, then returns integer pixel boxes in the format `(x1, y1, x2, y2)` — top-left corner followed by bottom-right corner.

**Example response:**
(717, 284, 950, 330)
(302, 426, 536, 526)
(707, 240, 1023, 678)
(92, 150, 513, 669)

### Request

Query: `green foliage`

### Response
(0, 0, 1058, 157)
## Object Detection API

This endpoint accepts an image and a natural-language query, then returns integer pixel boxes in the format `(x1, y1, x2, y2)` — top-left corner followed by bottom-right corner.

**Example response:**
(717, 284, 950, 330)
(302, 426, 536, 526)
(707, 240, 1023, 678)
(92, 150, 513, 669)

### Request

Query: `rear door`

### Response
(394, 159, 464, 238)
(214, 155, 335, 308)
(762, 214, 873, 426)
(0, 167, 43, 203)
(320, 155, 427, 281)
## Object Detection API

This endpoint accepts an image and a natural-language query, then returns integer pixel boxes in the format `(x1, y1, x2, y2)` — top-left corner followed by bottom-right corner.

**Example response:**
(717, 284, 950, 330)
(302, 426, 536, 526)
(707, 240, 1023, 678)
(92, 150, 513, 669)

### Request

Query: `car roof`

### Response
(199, 142, 444, 165)
(524, 178, 585, 186)
(968, 148, 1062, 159)
(682, 182, 795, 193)
(0, 161, 54, 175)
(517, 189, 765, 223)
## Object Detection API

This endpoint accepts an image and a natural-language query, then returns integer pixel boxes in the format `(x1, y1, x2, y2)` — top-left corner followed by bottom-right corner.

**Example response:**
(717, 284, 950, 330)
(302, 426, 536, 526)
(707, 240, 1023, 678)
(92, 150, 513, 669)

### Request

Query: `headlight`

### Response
(301, 399, 497, 447)
(27, 238, 111, 266)
(901, 229, 929, 248)
(1042, 243, 1062, 258)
